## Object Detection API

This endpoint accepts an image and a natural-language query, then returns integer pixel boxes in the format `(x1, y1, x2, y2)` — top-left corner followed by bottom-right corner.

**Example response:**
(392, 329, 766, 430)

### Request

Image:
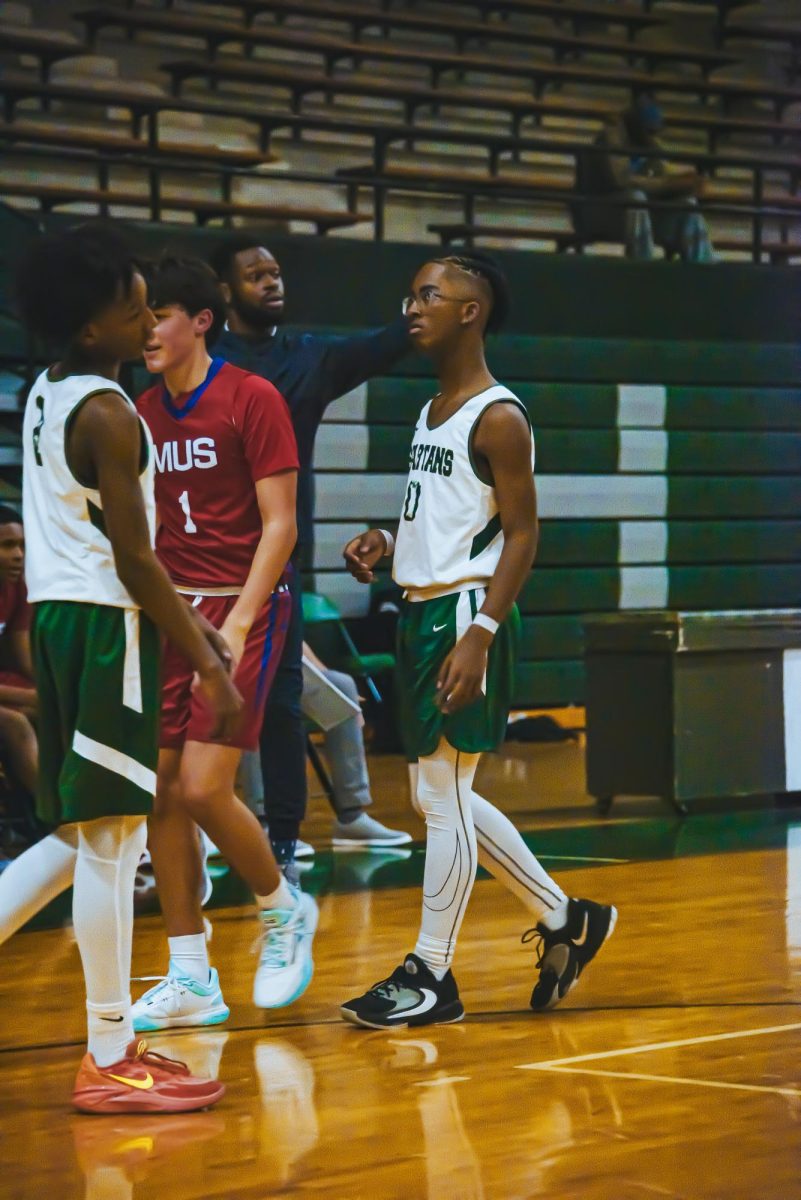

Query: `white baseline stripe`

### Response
(516, 1021, 801, 1071)
(73, 730, 157, 796)
(528, 1065, 801, 1099)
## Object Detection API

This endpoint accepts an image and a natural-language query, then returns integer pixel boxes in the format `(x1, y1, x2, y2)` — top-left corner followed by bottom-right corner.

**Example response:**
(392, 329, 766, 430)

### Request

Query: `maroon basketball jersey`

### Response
(137, 358, 298, 589)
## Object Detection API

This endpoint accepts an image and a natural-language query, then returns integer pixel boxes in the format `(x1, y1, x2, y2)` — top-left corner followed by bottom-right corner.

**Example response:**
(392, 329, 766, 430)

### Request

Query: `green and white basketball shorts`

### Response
(396, 588, 520, 761)
(31, 601, 161, 826)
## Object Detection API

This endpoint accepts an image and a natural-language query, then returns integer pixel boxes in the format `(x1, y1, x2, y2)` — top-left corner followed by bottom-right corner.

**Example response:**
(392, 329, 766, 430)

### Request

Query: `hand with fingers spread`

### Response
(343, 528, 391, 584)
(435, 624, 493, 714)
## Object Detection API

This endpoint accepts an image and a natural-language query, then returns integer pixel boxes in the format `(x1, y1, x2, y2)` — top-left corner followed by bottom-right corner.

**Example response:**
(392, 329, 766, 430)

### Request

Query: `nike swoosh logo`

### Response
(100, 1015, 125, 1023)
(387, 988, 439, 1019)
(573, 913, 590, 947)
(107, 1072, 155, 1091)
(433, 623, 448, 632)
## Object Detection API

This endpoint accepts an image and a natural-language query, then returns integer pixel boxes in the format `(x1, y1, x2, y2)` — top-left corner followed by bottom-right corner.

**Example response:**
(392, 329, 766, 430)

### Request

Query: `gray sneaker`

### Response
(332, 812, 412, 850)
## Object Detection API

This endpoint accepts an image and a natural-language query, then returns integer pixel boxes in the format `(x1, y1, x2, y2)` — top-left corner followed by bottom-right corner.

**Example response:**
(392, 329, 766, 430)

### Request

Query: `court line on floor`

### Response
(5, 1011, 801, 1059)
(516, 1020, 801, 1071)
(525, 1064, 801, 1099)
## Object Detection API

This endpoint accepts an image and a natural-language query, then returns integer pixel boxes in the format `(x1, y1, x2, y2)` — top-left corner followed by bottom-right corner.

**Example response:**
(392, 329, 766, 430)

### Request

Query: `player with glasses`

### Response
(340, 252, 616, 1028)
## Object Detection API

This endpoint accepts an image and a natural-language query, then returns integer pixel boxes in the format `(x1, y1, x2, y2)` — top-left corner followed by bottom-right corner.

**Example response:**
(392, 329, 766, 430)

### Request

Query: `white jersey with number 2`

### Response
(392, 384, 535, 597)
(22, 368, 156, 608)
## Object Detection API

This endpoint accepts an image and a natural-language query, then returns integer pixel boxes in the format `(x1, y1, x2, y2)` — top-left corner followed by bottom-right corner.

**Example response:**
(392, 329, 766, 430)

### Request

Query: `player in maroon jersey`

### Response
(0, 505, 37, 801)
(134, 258, 318, 1028)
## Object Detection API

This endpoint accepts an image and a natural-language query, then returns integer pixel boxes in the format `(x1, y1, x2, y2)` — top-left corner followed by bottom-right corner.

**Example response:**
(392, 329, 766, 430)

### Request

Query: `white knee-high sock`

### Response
(73, 815, 147, 1068)
(0, 826, 79, 943)
(414, 741, 479, 976)
(472, 791, 567, 921)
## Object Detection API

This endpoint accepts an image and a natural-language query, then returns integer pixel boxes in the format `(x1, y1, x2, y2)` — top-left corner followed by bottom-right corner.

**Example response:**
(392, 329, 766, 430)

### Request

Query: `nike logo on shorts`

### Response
(433, 623, 448, 632)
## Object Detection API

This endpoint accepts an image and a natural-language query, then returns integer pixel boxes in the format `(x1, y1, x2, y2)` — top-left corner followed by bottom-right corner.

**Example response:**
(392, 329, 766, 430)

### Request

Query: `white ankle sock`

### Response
(168, 933, 210, 983)
(256, 876, 296, 912)
(87, 998, 134, 1068)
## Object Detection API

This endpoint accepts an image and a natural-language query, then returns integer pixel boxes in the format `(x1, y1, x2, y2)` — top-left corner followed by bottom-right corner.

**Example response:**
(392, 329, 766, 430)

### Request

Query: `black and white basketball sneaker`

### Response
(527, 898, 617, 1012)
(340, 954, 465, 1029)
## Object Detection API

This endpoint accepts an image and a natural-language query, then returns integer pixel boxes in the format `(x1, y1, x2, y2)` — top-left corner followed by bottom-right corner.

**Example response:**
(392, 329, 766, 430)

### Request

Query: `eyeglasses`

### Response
(402, 286, 473, 314)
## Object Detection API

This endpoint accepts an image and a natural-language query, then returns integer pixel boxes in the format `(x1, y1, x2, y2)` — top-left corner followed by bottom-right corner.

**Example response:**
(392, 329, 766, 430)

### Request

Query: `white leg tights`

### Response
(0, 827, 79, 944)
(409, 749, 567, 974)
(413, 742, 479, 976)
(73, 815, 147, 1067)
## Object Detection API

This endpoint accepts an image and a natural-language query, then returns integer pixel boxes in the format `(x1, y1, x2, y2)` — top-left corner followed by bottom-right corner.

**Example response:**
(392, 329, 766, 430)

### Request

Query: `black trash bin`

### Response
(583, 609, 801, 815)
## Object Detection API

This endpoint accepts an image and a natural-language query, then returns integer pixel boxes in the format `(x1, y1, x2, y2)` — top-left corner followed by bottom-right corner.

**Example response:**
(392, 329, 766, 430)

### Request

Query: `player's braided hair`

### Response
(432, 251, 510, 335)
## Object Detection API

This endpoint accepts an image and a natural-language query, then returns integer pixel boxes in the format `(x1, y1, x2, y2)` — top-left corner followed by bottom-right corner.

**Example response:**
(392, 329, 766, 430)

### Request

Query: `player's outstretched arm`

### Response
(343, 528, 393, 584)
(70, 393, 243, 739)
(437, 403, 537, 714)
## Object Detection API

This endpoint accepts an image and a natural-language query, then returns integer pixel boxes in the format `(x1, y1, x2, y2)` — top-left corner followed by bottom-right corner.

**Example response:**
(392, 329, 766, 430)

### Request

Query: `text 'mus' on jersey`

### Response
(392, 385, 535, 597)
(22, 368, 156, 608)
(136, 358, 298, 592)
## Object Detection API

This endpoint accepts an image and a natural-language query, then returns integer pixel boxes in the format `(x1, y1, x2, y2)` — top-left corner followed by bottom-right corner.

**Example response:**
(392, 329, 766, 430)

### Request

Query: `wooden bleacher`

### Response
(0, 25, 86, 83)
(159, 43, 801, 120)
(0, 178, 367, 234)
(186, 0, 669, 41)
(77, 4, 794, 115)
(77, 2, 739, 79)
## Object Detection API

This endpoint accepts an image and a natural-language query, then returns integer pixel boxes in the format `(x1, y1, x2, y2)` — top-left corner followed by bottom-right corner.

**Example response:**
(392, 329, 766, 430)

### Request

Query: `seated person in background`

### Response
(0, 505, 37, 798)
(573, 95, 715, 262)
(302, 641, 411, 850)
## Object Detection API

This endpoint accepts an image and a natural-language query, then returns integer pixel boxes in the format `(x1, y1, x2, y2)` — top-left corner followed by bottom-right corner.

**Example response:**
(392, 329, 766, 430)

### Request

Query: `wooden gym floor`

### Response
(1, 740, 799, 1200)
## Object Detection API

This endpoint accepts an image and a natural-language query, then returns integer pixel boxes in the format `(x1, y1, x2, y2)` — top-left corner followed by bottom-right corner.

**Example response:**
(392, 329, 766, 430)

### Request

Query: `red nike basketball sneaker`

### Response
(72, 1039, 225, 1114)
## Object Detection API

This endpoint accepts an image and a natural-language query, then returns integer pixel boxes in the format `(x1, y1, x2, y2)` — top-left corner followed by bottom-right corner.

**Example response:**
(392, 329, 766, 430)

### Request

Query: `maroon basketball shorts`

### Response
(159, 585, 291, 751)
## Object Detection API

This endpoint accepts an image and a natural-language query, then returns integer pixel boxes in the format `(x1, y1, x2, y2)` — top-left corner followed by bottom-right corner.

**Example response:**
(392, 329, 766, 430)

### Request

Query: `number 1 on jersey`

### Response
(178, 490, 197, 534)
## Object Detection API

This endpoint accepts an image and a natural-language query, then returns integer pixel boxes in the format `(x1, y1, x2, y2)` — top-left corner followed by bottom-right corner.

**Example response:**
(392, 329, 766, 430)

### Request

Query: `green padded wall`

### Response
(312, 332, 801, 706)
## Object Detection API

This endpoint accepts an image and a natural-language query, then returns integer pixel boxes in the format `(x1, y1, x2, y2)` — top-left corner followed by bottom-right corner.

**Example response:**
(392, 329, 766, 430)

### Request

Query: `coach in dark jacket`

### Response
(211, 237, 410, 869)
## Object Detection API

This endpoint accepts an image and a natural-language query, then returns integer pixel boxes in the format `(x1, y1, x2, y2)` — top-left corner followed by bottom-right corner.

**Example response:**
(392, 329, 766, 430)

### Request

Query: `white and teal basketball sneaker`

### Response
(132, 965, 230, 1032)
(253, 886, 318, 1008)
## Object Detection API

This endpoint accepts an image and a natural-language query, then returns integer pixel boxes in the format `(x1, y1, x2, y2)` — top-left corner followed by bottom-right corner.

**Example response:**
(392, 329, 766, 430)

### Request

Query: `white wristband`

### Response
(472, 612, 499, 637)
(377, 529, 395, 557)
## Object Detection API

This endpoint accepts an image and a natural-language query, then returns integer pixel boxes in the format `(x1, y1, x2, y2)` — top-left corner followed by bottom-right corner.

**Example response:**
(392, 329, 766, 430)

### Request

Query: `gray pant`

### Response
(315, 669, 372, 821)
(575, 188, 715, 261)
(240, 669, 373, 821)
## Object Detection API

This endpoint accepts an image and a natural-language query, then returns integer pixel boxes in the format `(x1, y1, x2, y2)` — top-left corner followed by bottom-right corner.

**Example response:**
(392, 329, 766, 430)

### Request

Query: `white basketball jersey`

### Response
(393, 384, 535, 596)
(22, 368, 156, 607)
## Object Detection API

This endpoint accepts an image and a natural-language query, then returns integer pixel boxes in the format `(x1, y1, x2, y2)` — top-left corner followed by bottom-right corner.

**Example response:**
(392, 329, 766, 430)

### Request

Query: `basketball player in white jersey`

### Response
(340, 252, 616, 1028)
(0, 224, 241, 1110)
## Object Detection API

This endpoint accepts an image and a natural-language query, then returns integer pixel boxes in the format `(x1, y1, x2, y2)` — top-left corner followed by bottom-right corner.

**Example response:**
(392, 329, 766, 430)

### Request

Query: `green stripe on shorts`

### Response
(32, 600, 160, 826)
(396, 589, 519, 761)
